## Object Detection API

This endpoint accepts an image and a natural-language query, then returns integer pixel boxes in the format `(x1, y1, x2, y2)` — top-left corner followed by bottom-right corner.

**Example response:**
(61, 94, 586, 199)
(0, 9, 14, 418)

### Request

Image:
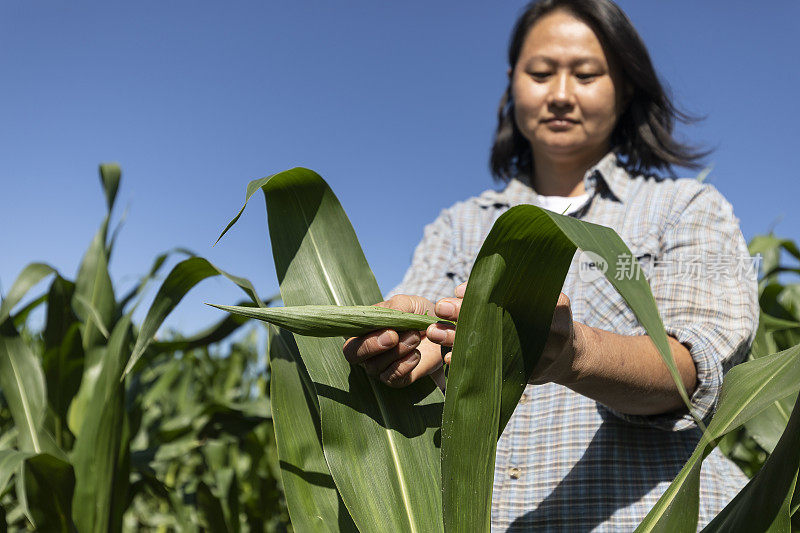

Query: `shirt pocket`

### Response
(625, 232, 660, 284)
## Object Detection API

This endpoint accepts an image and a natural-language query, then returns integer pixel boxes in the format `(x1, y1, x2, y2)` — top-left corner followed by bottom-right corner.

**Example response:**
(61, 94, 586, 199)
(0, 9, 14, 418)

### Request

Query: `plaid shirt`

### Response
(390, 152, 759, 531)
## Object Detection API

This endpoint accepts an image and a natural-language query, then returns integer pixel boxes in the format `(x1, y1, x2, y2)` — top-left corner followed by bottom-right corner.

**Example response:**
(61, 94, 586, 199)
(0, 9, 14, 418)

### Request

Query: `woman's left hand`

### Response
(426, 282, 588, 386)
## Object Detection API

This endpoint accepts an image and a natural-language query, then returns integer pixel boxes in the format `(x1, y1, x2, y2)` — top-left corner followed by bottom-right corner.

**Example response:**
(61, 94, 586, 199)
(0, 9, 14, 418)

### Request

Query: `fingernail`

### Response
(401, 331, 421, 348)
(455, 283, 466, 298)
(437, 301, 455, 317)
(378, 330, 395, 348)
(427, 327, 446, 343)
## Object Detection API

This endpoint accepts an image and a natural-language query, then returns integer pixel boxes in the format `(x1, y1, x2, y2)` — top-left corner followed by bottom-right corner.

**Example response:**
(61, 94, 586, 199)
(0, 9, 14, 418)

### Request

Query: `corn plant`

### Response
(123, 331, 290, 531)
(0, 164, 279, 531)
(215, 167, 800, 532)
(712, 234, 800, 531)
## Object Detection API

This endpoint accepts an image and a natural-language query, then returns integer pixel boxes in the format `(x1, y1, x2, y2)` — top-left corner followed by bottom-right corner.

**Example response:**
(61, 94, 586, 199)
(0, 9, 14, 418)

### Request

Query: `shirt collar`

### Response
(588, 151, 630, 203)
(477, 151, 630, 208)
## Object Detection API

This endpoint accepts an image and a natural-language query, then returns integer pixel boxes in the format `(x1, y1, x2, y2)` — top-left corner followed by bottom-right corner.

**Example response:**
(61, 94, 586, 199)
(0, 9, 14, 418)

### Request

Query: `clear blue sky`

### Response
(1, 1, 798, 336)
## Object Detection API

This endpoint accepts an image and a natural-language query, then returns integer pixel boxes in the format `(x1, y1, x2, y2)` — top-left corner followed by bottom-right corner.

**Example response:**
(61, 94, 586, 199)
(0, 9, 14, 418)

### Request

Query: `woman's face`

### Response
(510, 10, 626, 163)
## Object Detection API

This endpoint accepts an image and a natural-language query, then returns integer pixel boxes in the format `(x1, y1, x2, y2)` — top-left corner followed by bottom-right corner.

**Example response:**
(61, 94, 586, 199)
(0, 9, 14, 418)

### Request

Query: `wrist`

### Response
(556, 321, 596, 387)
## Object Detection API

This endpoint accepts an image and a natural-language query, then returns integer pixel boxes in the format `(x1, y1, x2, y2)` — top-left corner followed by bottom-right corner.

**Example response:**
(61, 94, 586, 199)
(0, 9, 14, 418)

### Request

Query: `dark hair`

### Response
(490, 0, 707, 181)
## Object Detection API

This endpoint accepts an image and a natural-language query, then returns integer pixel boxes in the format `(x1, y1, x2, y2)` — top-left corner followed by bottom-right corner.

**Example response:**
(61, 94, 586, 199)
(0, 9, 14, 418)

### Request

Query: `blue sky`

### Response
(1, 1, 798, 336)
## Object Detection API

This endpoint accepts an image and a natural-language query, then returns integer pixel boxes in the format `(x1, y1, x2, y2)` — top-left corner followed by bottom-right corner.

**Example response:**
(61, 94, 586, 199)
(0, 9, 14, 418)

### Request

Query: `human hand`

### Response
(426, 282, 583, 386)
(342, 295, 446, 388)
(423, 283, 465, 361)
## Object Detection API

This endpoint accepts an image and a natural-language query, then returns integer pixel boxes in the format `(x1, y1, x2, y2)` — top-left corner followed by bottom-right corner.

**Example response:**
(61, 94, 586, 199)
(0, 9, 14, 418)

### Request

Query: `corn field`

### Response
(0, 165, 289, 531)
(0, 165, 799, 531)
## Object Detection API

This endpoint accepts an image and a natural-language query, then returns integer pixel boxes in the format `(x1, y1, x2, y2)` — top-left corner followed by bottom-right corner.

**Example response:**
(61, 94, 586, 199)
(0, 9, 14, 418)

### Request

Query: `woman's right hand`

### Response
(342, 295, 445, 389)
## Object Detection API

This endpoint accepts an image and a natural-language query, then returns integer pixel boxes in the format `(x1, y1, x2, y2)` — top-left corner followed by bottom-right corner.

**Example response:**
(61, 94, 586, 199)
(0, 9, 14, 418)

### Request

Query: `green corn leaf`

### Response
(221, 167, 444, 533)
(748, 235, 800, 263)
(71, 164, 119, 352)
(635, 344, 800, 532)
(69, 163, 120, 352)
(268, 325, 356, 531)
(749, 236, 800, 287)
(98, 163, 121, 214)
(71, 313, 132, 533)
(66, 345, 105, 437)
(220, 341, 246, 395)
(214, 174, 273, 246)
(0, 450, 31, 496)
(11, 292, 47, 328)
(743, 312, 800, 454)
(0, 262, 57, 327)
(150, 304, 251, 353)
(43, 276, 78, 351)
(73, 293, 111, 340)
(44, 323, 84, 447)
(0, 320, 65, 519)
(441, 205, 697, 531)
(22, 453, 77, 532)
(753, 313, 800, 355)
(751, 318, 779, 359)
(0, 428, 18, 452)
(129, 469, 195, 530)
(73, 224, 115, 351)
(744, 392, 796, 455)
(41, 276, 85, 439)
(547, 209, 695, 417)
(782, 240, 800, 262)
(760, 284, 797, 324)
(210, 303, 452, 337)
(110, 410, 131, 533)
(780, 285, 800, 320)
(122, 256, 264, 379)
(0, 321, 61, 457)
(702, 393, 800, 532)
(196, 481, 228, 532)
(224, 470, 241, 533)
(139, 359, 183, 408)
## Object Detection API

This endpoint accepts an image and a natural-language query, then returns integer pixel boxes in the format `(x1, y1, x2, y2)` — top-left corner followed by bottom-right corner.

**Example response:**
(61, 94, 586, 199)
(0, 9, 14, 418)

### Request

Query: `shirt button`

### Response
(508, 467, 521, 480)
(519, 393, 528, 405)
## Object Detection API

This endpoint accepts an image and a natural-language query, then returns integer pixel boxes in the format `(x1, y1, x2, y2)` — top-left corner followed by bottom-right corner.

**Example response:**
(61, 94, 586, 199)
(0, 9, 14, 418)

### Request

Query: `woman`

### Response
(343, 0, 758, 530)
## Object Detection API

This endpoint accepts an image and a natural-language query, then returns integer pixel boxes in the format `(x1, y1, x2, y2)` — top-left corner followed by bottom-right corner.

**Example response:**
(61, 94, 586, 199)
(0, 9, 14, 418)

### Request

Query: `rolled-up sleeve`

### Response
(608, 184, 759, 431)
(386, 208, 459, 304)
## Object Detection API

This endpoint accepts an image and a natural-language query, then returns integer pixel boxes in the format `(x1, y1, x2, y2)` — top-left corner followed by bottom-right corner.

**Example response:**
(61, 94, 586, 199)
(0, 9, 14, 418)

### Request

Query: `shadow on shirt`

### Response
(506, 410, 701, 531)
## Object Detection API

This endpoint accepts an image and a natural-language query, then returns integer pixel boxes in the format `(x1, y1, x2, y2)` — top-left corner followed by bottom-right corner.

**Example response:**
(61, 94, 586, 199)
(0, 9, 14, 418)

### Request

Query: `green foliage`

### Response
(125, 333, 290, 531)
(2, 161, 798, 531)
(0, 165, 288, 531)
(252, 167, 444, 532)
(267, 325, 355, 531)
(216, 167, 800, 532)
(717, 235, 800, 479)
(635, 346, 800, 532)
(714, 233, 800, 532)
